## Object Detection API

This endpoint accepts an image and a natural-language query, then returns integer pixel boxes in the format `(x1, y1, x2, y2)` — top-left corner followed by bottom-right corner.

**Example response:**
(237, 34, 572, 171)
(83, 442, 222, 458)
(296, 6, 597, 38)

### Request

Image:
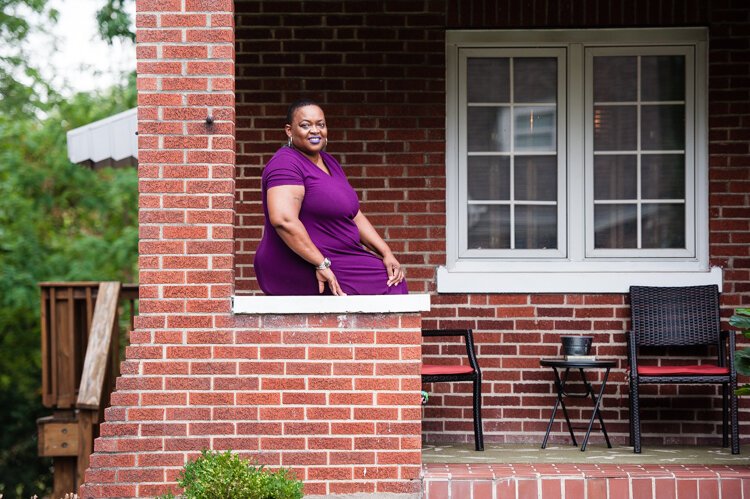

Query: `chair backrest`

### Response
(421, 329, 481, 373)
(629, 285, 721, 347)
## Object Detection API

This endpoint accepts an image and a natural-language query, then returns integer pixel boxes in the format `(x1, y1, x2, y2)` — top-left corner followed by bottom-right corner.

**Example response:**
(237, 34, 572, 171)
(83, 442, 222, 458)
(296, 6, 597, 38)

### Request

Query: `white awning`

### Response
(67, 108, 137, 167)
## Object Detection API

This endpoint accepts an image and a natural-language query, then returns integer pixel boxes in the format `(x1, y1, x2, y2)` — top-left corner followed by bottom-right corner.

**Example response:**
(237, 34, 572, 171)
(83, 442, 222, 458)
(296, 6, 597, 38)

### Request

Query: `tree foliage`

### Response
(0, 0, 57, 118)
(96, 0, 135, 44)
(0, 1, 137, 495)
(0, 73, 138, 498)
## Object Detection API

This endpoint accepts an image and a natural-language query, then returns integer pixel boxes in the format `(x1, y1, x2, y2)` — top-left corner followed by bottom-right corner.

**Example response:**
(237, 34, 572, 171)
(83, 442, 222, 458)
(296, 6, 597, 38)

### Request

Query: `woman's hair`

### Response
(286, 98, 321, 124)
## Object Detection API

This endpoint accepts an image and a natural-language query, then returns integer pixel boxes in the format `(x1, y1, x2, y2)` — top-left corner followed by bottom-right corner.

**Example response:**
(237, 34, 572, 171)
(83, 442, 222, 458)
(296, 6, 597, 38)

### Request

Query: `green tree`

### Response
(0, 0, 57, 118)
(96, 0, 135, 44)
(0, 74, 138, 498)
(0, 1, 137, 495)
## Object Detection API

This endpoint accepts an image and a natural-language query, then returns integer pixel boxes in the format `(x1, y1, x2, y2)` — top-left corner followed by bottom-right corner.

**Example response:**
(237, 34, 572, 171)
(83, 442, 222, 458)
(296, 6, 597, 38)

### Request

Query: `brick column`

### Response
(81, 0, 236, 496)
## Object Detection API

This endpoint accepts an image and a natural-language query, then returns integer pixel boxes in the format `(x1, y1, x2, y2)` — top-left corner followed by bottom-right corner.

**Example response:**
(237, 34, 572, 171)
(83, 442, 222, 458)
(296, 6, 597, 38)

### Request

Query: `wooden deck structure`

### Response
(37, 282, 138, 498)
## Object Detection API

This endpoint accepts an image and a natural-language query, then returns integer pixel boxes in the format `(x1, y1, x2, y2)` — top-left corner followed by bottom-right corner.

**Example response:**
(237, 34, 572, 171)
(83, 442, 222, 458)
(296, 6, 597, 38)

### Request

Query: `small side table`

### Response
(540, 358, 616, 451)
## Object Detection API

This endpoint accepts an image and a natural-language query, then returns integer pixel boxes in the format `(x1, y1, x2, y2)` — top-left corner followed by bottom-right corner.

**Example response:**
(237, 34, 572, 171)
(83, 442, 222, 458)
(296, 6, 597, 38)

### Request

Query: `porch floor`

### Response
(422, 444, 750, 499)
(422, 443, 750, 465)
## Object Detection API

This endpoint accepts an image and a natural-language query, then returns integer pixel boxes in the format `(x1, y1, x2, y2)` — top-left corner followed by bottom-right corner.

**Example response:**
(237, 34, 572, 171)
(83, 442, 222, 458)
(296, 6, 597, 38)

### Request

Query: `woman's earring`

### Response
(324, 137, 328, 147)
(288, 137, 292, 147)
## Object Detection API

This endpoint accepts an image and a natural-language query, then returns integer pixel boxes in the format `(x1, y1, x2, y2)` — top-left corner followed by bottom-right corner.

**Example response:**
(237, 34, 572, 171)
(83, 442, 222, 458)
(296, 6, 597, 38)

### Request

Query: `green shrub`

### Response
(157, 450, 303, 499)
(730, 308, 750, 395)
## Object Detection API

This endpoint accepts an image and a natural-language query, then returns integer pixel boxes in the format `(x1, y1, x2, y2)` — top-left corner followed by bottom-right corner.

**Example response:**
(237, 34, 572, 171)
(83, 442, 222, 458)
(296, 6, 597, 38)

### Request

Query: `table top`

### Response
(540, 358, 617, 369)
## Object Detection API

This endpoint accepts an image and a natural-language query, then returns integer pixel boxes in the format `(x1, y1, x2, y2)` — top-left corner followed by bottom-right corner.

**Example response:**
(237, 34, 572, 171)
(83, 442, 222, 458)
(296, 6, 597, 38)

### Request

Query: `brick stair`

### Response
(423, 463, 750, 499)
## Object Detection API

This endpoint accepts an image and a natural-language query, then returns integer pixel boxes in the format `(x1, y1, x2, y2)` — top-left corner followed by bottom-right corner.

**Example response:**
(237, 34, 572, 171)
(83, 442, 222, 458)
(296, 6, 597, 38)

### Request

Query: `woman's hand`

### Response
(382, 253, 405, 287)
(316, 268, 347, 296)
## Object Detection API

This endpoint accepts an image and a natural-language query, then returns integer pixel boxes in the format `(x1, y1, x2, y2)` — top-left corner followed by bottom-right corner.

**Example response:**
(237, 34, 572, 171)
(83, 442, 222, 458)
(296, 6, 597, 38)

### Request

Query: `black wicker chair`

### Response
(421, 328, 484, 451)
(628, 285, 739, 454)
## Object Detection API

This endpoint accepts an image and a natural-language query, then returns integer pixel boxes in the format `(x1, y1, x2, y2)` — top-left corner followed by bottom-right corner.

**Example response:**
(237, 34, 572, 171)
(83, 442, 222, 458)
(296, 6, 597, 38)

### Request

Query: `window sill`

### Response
(436, 266, 722, 294)
(232, 294, 431, 314)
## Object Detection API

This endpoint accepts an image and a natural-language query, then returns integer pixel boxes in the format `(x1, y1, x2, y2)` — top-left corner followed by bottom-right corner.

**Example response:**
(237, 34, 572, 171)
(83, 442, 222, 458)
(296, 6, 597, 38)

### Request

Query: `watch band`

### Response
(315, 257, 331, 270)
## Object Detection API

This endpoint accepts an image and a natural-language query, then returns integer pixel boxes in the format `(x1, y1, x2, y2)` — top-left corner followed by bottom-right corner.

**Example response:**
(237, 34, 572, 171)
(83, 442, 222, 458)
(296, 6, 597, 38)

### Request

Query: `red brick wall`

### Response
(234, 0, 750, 448)
(81, 0, 423, 497)
(82, 313, 423, 498)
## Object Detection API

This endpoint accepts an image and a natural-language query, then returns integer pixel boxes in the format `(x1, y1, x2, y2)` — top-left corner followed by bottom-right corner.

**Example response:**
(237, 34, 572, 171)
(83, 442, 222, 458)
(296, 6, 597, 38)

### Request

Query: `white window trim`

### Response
(440, 28, 716, 293)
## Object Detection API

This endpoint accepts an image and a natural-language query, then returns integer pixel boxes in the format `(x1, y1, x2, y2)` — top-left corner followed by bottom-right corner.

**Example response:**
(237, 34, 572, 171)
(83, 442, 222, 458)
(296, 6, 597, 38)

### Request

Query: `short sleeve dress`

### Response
(253, 146, 408, 296)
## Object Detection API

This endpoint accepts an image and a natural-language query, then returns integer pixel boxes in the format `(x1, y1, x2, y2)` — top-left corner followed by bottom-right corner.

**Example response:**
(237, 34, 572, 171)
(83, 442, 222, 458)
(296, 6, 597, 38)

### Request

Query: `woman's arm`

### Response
(352, 210, 405, 287)
(266, 185, 345, 295)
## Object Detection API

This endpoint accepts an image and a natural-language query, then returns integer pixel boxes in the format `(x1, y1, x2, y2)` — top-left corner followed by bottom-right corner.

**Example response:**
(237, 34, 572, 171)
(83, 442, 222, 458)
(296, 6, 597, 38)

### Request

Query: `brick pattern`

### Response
(423, 463, 750, 499)
(234, 0, 750, 448)
(82, 315, 423, 497)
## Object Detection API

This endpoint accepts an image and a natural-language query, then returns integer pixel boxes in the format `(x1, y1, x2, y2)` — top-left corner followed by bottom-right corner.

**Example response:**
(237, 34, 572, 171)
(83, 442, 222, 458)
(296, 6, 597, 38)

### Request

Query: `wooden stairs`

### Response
(36, 282, 138, 498)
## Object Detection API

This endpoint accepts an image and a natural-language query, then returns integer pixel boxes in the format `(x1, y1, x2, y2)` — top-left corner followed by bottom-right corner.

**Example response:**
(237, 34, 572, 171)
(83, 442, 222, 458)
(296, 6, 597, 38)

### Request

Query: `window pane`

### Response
(642, 204, 685, 248)
(594, 105, 637, 151)
(642, 155, 685, 199)
(593, 56, 637, 102)
(641, 105, 685, 150)
(467, 107, 511, 152)
(468, 157, 510, 200)
(515, 205, 557, 249)
(594, 204, 637, 249)
(514, 57, 557, 103)
(515, 156, 557, 201)
(468, 58, 510, 103)
(641, 56, 685, 101)
(514, 106, 556, 151)
(468, 205, 510, 249)
(594, 155, 637, 200)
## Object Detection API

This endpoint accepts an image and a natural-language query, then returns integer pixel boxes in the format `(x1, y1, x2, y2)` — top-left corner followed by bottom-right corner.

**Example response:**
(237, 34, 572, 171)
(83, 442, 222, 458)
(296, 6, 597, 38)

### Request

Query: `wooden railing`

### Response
(37, 282, 138, 498)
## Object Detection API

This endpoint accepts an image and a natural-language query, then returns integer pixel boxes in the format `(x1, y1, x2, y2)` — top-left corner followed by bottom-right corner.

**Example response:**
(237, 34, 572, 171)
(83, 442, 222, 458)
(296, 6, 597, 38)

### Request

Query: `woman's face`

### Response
(286, 105, 328, 158)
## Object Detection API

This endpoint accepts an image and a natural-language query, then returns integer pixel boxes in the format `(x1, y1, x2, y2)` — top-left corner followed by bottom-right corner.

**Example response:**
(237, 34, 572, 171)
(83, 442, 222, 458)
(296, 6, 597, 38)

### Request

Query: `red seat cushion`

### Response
(637, 364, 729, 376)
(422, 364, 475, 376)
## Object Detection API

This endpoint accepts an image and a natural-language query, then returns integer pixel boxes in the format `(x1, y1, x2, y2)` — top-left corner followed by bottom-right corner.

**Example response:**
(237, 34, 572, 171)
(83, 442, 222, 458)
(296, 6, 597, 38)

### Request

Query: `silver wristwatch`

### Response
(315, 257, 331, 270)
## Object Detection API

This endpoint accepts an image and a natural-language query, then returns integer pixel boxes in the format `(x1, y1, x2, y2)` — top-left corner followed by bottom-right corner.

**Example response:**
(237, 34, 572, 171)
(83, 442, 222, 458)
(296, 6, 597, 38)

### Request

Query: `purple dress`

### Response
(254, 146, 408, 296)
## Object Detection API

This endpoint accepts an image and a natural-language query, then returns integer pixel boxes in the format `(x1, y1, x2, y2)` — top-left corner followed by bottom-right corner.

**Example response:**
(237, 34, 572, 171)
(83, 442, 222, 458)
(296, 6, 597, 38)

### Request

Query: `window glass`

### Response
(641, 55, 685, 101)
(468, 205, 510, 249)
(465, 54, 559, 252)
(594, 56, 637, 102)
(594, 204, 638, 249)
(514, 156, 557, 201)
(592, 53, 687, 251)
(593, 106, 637, 151)
(514, 58, 557, 102)
(467, 107, 511, 152)
(468, 157, 510, 200)
(468, 58, 510, 102)
(594, 155, 637, 200)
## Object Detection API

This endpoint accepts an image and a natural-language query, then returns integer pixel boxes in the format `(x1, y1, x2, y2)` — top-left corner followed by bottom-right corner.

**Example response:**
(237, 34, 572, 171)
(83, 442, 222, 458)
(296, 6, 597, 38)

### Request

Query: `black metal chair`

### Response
(421, 328, 484, 451)
(628, 285, 739, 454)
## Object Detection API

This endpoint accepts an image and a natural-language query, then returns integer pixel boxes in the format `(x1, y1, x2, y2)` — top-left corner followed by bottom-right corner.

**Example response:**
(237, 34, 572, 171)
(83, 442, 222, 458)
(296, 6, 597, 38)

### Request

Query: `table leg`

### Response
(558, 369, 577, 446)
(542, 368, 577, 448)
(580, 367, 612, 451)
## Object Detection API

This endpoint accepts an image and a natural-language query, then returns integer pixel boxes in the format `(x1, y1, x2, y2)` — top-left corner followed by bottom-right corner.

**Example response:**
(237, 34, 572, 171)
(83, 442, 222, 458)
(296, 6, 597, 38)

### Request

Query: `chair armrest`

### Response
(722, 330, 737, 371)
(626, 330, 638, 373)
(422, 329, 468, 338)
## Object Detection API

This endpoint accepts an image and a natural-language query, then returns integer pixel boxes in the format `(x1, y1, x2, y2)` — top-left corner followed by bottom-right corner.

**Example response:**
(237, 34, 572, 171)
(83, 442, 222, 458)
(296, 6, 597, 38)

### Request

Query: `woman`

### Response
(253, 99, 407, 296)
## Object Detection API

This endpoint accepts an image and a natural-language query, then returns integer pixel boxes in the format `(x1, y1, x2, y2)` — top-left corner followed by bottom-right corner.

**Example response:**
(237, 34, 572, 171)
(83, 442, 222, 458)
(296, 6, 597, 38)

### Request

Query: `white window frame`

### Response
(439, 28, 720, 293)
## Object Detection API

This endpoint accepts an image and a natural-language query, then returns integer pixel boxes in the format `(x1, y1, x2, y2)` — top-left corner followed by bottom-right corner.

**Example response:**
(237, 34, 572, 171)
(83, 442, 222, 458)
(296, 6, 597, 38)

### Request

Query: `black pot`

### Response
(561, 335, 593, 356)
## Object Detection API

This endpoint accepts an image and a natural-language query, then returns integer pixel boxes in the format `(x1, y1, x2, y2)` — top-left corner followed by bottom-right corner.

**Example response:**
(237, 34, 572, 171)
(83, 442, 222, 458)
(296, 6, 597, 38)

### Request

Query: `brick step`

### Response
(423, 463, 750, 499)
